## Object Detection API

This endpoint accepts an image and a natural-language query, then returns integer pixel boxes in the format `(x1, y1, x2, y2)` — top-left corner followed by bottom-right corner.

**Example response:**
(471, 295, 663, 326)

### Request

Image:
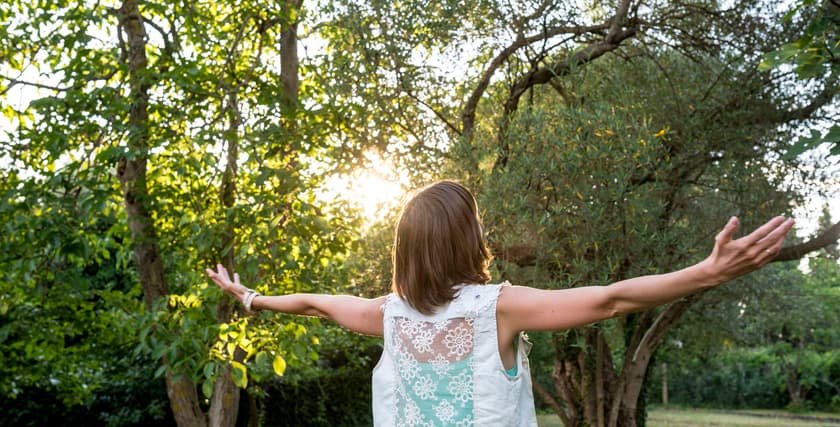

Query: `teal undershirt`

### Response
(505, 338, 518, 377)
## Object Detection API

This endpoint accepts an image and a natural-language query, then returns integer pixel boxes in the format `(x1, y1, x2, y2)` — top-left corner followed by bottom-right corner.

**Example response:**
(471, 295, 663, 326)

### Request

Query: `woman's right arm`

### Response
(206, 264, 386, 336)
(252, 294, 386, 336)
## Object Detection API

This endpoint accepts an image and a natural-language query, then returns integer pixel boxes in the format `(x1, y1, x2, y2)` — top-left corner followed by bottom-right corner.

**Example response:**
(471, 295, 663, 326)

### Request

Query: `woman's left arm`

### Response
(498, 216, 795, 332)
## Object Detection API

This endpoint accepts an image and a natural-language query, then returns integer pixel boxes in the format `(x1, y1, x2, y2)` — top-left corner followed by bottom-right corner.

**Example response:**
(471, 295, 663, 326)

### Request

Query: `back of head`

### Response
(392, 180, 492, 314)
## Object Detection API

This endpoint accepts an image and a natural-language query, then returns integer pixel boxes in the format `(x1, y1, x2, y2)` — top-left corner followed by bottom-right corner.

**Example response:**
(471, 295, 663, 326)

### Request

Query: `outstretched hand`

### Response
(701, 216, 795, 284)
(205, 264, 248, 303)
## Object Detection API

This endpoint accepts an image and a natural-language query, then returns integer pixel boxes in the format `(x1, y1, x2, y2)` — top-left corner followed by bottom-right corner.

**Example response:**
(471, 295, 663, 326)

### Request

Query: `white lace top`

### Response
(372, 283, 538, 426)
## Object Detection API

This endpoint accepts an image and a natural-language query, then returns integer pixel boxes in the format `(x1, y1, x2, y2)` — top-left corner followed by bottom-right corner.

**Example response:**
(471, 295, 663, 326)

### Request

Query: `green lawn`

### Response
(536, 407, 840, 427)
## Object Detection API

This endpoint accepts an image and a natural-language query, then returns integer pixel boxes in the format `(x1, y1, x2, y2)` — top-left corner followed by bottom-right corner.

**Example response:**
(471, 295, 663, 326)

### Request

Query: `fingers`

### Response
(715, 216, 740, 244)
(215, 263, 229, 279)
(204, 264, 238, 287)
(742, 216, 787, 246)
(742, 218, 794, 267)
(756, 218, 795, 252)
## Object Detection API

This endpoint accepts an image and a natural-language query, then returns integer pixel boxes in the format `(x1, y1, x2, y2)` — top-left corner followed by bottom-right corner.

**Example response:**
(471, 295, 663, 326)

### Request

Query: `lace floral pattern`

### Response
(392, 316, 475, 426)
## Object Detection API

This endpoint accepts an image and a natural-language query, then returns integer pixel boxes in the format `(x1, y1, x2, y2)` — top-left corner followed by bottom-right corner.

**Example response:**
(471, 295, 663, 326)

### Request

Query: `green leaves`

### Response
(758, 43, 805, 72)
(273, 354, 287, 376)
(202, 378, 215, 399)
(759, 0, 840, 159)
(784, 125, 840, 159)
(230, 361, 248, 388)
(759, 0, 838, 79)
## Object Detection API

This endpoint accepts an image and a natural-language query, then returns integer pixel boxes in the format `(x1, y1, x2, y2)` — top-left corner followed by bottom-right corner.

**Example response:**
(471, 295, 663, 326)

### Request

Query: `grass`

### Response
(536, 407, 840, 427)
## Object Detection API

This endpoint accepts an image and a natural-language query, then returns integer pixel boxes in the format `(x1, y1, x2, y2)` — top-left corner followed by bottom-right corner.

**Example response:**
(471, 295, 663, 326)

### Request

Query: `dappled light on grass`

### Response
(538, 408, 840, 427)
(644, 407, 840, 427)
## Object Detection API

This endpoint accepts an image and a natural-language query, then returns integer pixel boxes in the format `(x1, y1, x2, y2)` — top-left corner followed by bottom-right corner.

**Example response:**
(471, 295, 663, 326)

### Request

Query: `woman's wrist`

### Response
(242, 288, 262, 312)
(694, 258, 725, 288)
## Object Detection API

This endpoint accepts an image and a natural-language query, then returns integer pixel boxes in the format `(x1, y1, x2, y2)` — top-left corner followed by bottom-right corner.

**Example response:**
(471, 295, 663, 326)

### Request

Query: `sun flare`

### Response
(320, 153, 406, 225)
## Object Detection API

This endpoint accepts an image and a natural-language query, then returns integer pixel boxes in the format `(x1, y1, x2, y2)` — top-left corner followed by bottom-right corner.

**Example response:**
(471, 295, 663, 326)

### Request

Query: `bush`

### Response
(648, 347, 840, 412)
(647, 349, 787, 409)
(259, 339, 381, 427)
(0, 351, 174, 427)
(830, 396, 840, 413)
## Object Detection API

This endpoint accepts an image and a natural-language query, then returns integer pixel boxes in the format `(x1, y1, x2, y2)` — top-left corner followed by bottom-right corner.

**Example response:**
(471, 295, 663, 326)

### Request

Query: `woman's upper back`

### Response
(372, 284, 537, 427)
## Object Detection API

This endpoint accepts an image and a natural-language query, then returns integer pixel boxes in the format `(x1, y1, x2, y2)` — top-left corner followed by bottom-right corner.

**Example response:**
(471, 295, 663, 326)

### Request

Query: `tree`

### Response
(658, 238, 840, 411)
(760, 0, 840, 159)
(464, 50, 803, 425)
(0, 170, 173, 425)
(1, 1, 378, 425)
(317, 1, 840, 425)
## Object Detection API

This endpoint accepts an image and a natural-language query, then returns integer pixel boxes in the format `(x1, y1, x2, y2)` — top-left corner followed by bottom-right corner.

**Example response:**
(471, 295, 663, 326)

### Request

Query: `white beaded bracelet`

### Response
(242, 289, 262, 313)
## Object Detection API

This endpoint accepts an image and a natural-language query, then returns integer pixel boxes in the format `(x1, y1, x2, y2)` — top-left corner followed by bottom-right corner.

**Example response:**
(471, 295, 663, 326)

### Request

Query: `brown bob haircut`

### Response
(392, 180, 492, 314)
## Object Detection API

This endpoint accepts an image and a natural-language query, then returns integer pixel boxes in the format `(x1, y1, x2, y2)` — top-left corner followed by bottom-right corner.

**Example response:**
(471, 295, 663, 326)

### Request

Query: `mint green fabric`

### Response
(505, 336, 518, 377)
(397, 356, 474, 425)
(505, 364, 517, 377)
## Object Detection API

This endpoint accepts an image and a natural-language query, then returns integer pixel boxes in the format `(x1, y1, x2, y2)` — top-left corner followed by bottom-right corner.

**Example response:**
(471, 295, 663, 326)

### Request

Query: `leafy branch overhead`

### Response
(760, 0, 840, 159)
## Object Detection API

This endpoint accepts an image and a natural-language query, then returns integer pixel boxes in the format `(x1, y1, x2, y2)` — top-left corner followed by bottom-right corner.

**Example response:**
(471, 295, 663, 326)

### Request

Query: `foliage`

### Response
(654, 250, 840, 411)
(258, 330, 381, 427)
(0, 172, 172, 425)
(472, 49, 796, 305)
(469, 47, 797, 284)
(760, 0, 840, 79)
(649, 347, 840, 412)
(760, 0, 840, 159)
(0, 352, 174, 427)
(0, 0, 388, 423)
(651, 348, 789, 409)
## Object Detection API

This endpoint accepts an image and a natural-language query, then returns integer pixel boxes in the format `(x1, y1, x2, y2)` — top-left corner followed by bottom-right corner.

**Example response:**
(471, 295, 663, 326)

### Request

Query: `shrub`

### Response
(258, 339, 381, 427)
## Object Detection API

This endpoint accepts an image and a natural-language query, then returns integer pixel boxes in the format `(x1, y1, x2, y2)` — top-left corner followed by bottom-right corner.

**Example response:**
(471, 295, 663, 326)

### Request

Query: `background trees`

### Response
(655, 239, 840, 412)
(2, 0, 374, 425)
(1, 1, 839, 426)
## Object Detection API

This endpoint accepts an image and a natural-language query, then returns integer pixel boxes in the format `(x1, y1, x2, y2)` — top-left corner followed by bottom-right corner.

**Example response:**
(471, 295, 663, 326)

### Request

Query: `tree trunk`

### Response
(786, 369, 805, 406)
(116, 0, 168, 308)
(116, 2, 209, 426)
(247, 391, 260, 427)
(207, 88, 243, 426)
(280, 0, 302, 106)
(209, 366, 240, 427)
(782, 342, 809, 407)
(535, 294, 705, 427)
(166, 373, 207, 427)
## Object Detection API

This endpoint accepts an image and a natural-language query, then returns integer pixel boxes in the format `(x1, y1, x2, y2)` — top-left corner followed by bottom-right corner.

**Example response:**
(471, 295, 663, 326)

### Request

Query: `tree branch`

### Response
(607, 0, 633, 40)
(771, 74, 839, 123)
(502, 27, 637, 120)
(533, 382, 572, 427)
(400, 77, 462, 136)
(0, 74, 74, 95)
(493, 26, 636, 170)
(460, 22, 611, 139)
(773, 220, 840, 262)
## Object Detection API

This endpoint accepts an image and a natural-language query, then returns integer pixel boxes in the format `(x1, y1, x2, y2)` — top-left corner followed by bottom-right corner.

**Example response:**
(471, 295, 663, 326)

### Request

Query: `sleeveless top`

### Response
(372, 283, 538, 426)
